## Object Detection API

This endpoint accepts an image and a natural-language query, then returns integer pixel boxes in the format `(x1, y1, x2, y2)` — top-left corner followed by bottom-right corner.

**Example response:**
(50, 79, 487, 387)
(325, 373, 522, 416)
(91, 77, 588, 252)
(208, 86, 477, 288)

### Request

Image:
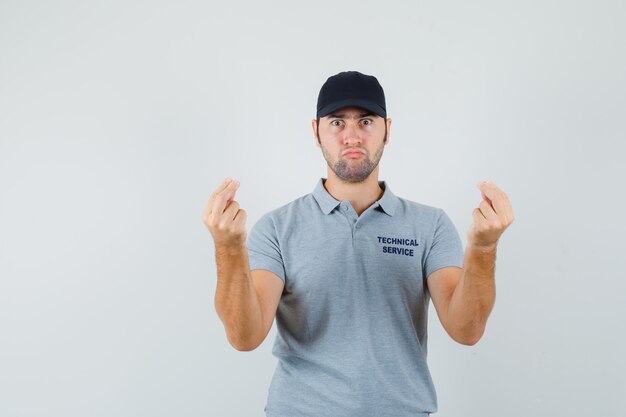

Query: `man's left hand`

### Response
(468, 180, 515, 249)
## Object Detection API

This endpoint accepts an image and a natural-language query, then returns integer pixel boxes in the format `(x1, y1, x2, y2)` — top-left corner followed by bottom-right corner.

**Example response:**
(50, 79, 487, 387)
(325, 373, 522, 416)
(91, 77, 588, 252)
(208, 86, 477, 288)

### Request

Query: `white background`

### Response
(1, 1, 624, 416)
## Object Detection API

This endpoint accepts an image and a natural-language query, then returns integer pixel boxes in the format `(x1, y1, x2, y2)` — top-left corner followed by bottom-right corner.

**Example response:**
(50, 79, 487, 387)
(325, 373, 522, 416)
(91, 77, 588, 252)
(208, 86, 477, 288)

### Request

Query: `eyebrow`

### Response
(327, 112, 374, 119)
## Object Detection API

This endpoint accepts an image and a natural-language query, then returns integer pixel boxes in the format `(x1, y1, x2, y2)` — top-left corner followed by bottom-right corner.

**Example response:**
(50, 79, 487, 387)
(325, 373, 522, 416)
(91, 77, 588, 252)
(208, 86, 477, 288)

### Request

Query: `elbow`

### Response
(457, 335, 481, 346)
(233, 343, 258, 352)
(228, 334, 262, 352)
(452, 328, 485, 346)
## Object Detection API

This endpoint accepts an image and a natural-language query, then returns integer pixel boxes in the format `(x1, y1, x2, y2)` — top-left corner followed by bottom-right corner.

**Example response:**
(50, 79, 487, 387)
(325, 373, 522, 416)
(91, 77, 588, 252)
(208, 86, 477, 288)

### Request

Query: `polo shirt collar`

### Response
(312, 177, 399, 216)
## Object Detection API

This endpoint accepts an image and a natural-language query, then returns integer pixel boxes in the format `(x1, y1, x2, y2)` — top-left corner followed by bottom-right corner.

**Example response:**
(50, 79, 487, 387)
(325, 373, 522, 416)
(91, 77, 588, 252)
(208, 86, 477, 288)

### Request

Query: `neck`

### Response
(323, 168, 384, 216)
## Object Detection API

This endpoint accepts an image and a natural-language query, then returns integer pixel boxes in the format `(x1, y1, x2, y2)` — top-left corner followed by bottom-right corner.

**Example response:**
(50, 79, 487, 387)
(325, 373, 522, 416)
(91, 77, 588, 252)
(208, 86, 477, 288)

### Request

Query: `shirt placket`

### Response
(339, 200, 380, 241)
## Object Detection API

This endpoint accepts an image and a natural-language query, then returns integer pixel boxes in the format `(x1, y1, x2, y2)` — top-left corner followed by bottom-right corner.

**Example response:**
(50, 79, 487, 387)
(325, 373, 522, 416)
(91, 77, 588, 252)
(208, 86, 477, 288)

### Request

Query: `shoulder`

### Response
(394, 195, 446, 221)
(253, 191, 317, 227)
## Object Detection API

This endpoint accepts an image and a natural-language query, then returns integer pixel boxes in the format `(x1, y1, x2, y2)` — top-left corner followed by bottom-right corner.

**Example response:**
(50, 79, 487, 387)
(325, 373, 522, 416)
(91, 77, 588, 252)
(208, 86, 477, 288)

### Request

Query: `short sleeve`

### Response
(246, 213, 286, 283)
(423, 209, 464, 278)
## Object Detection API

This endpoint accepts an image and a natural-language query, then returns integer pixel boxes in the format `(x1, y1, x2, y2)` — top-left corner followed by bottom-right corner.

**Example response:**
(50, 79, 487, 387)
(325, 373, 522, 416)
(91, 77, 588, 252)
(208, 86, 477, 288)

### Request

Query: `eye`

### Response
(330, 120, 342, 126)
(361, 119, 372, 126)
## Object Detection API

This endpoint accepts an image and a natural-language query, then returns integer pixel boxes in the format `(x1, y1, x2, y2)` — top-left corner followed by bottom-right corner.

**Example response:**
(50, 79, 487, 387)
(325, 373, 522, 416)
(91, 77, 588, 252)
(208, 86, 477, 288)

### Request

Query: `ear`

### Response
(312, 118, 320, 147)
(384, 117, 392, 145)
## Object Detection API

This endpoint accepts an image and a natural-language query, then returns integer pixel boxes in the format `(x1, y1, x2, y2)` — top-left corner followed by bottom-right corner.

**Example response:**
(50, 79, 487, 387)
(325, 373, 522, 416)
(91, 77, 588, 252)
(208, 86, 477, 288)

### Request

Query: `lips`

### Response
(343, 149, 365, 157)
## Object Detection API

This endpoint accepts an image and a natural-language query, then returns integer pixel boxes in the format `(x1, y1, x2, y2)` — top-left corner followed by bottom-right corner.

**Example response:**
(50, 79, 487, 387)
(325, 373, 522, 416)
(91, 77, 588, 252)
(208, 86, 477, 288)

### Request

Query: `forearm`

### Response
(214, 244, 264, 350)
(446, 244, 497, 345)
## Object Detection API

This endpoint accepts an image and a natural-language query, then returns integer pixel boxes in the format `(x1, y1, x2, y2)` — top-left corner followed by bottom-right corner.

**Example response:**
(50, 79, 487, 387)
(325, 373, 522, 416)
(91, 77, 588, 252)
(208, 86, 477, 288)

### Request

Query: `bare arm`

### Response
(204, 178, 284, 351)
(427, 245, 496, 345)
(203, 178, 264, 351)
(445, 244, 496, 344)
(427, 180, 514, 345)
(449, 180, 514, 344)
(213, 243, 265, 351)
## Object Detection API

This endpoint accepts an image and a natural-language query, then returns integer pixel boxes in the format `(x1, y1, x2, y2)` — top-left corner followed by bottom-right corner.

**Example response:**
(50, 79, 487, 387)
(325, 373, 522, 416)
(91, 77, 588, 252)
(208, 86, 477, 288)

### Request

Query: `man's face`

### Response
(313, 106, 390, 183)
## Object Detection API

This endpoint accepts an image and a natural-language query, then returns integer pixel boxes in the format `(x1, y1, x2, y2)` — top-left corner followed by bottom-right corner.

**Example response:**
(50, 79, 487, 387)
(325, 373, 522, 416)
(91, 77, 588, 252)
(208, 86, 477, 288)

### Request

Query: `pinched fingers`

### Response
(472, 207, 487, 224)
(203, 178, 247, 247)
(232, 206, 247, 228)
(469, 180, 516, 248)
(478, 199, 498, 220)
(476, 181, 515, 225)
(204, 178, 230, 217)
(207, 179, 240, 217)
(222, 199, 241, 221)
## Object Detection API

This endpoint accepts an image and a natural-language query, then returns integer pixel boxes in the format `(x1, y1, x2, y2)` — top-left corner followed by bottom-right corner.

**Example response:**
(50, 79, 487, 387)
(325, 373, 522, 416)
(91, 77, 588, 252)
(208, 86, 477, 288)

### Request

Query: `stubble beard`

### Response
(319, 133, 386, 183)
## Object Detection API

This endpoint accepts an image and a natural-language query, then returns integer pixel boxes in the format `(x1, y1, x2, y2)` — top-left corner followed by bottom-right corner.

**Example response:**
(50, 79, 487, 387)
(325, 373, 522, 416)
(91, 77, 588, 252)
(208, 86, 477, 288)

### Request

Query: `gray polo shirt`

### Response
(246, 177, 464, 417)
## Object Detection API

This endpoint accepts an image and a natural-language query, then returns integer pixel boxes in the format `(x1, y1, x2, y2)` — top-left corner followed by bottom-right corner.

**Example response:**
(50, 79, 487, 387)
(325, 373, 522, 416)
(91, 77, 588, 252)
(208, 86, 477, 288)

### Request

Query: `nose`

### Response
(343, 120, 362, 144)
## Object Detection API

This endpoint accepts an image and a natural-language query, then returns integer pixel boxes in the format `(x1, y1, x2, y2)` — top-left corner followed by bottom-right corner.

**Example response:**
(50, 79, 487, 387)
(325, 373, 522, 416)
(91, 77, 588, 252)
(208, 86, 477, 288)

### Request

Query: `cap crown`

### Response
(316, 71, 387, 118)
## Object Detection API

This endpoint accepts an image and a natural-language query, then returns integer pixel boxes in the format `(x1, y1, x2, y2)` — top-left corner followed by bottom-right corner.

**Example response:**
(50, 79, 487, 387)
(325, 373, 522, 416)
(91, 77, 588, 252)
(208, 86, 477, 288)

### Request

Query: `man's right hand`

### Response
(203, 178, 247, 249)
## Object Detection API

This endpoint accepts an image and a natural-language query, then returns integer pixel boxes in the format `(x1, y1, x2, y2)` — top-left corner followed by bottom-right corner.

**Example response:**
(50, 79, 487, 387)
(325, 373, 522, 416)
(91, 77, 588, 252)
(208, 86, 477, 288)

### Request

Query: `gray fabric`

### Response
(246, 177, 464, 417)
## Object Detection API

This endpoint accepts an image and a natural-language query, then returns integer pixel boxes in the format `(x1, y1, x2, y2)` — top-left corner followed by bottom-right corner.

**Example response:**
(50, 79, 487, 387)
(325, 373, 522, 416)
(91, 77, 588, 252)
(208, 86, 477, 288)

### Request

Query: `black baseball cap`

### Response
(316, 71, 387, 119)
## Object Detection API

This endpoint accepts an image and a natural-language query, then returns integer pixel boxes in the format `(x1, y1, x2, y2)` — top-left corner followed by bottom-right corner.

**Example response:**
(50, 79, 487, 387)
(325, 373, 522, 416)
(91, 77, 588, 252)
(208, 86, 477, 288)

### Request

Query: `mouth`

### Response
(343, 149, 366, 158)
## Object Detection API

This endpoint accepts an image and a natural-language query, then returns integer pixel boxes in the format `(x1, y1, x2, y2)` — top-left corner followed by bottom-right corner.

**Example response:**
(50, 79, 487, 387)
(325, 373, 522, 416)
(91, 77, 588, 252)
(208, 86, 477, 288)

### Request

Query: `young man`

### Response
(203, 71, 514, 416)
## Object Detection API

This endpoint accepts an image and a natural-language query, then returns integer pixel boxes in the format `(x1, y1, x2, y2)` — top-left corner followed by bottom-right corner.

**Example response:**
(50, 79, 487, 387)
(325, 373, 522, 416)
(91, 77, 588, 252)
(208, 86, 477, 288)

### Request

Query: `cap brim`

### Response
(317, 98, 386, 118)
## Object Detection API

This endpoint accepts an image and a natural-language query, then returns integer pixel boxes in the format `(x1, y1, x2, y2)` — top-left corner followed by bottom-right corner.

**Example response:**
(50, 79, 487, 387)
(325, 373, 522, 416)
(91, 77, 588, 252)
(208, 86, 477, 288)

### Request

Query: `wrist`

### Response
(215, 241, 247, 255)
(466, 242, 498, 253)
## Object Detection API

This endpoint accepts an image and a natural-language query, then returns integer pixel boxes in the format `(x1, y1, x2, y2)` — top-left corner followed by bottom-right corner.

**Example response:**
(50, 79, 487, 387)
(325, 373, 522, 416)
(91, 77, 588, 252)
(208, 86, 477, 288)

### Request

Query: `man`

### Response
(203, 71, 515, 416)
